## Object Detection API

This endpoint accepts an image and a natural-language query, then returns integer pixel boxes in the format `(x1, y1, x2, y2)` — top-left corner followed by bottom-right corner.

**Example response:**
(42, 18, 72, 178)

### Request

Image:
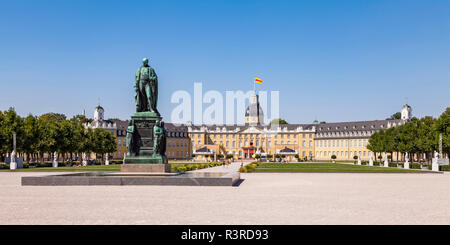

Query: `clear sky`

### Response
(1, 0, 449, 123)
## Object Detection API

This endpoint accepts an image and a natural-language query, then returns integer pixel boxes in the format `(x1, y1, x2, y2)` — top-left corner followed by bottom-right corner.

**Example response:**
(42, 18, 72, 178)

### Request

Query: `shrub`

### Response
(185, 164, 193, 171)
(410, 163, 421, 169)
(440, 165, 450, 171)
(177, 166, 187, 172)
(251, 161, 260, 167)
(353, 156, 358, 160)
(0, 164, 10, 169)
(373, 162, 381, 166)
(388, 162, 397, 168)
(171, 165, 178, 171)
(239, 166, 247, 173)
(38, 163, 52, 168)
(331, 155, 337, 160)
(245, 164, 256, 173)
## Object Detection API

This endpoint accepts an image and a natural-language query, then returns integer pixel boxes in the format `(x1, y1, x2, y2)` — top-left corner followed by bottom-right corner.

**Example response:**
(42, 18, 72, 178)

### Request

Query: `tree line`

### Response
(0, 108, 117, 164)
(367, 108, 449, 163)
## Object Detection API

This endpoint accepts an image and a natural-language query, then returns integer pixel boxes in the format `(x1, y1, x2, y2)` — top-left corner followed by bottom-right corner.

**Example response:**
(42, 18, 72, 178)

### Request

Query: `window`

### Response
(118, 140, 121, 146)
(309, 140, 312, 147)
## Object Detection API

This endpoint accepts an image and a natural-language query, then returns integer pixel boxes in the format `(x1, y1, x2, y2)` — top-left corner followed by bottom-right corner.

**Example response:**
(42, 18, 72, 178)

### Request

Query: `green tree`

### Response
(434, 107, 449, 151)
(386, 112, 401, 120)
(0, 108, 24, 155)
(269, 118, 288, 125)
(92, 129, 116, 164)
(23, 115, 40, 163)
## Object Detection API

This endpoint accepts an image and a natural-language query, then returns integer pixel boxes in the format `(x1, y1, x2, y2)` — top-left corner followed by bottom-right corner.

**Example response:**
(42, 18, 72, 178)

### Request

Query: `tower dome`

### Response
(245, 92, 264, 125)
(94, 104, 104, 121)
(401, 102, 412, 121)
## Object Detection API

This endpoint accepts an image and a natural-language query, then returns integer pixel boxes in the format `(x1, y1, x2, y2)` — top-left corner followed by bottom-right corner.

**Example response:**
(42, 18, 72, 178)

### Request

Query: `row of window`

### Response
(167, 140, 188, 148)
(316, 139, 368, 148)
(192, 140, 314, 148)
(167, 151, 189, 158)
(191, 133, 314, 139)
(317, 151, 370, 158)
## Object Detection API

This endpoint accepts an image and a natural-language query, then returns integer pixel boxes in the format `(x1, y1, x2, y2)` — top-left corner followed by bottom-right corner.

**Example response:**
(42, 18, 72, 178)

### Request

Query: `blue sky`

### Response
(1, 0, 449, 123)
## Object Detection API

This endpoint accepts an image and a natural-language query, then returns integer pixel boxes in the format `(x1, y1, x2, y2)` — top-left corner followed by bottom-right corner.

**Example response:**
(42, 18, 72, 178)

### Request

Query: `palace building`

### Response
(86, 95, 412, 162)
(187, 92, 411, 162)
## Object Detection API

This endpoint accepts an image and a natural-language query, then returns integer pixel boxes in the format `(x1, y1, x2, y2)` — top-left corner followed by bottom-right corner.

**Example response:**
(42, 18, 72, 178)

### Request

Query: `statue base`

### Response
(121, 164, 170, 173)
(124, 155, 168, 164)
(123, 111, 168, 165)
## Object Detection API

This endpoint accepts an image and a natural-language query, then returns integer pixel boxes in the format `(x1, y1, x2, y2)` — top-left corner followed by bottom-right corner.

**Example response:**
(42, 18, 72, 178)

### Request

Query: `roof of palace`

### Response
(279, 147, 296, 153)
(115, 120, 129, 130)
(186, 123, 317, 133)
(316, 119, 404, 133)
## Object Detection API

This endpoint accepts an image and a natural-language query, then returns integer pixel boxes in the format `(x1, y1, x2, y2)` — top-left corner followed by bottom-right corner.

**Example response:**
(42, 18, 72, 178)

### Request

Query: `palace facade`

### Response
(86, 94, 412, 162)
(187, 93, 411, 161)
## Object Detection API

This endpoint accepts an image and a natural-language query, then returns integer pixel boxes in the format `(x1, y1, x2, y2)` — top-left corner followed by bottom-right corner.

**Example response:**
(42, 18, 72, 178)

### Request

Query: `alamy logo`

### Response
(170, 83, 280, 127)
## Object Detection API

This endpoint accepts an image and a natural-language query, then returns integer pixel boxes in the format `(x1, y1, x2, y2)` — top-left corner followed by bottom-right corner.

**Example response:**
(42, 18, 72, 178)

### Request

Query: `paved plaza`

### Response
(1, 168, 450, 225)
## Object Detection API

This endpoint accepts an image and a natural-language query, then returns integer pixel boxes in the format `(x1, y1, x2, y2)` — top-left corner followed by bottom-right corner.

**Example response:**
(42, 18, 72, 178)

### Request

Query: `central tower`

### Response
(245, 91, 264, 126)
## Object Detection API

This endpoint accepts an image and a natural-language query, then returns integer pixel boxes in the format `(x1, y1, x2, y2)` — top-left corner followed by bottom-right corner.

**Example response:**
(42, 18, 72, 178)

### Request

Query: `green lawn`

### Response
(0, 162, 209, 172)
(254, 162, 430, 173)
(0, 164, 121, 172)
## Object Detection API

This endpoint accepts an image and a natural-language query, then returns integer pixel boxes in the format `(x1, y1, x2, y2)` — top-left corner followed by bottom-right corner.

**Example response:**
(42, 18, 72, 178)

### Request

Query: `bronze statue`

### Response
(124, 58, 167, 165)
(134, 58, 159, 114)
(126, 121, 135, 156)
(153, 120, 167, 158)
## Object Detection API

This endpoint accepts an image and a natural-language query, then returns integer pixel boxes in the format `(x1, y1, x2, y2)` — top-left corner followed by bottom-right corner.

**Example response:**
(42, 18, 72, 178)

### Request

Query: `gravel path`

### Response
(1, 171, 450, 225)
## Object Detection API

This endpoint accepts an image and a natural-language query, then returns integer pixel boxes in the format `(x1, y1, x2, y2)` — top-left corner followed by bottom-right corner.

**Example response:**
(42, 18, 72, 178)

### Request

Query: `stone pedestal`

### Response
(404, 161, 410, 169)
(121, 164, 170, 173)
(384, 159, 389, 167)
(431, 158, 439, 171)
(124, 112, 168, 167)
(10, 161, 17, 170)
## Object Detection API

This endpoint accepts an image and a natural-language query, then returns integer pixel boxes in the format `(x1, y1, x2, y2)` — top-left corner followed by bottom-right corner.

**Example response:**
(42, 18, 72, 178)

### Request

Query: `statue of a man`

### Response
(134, 58, 159, 114)
(153, 120, 167, 157)
(126, 122, 135, 156)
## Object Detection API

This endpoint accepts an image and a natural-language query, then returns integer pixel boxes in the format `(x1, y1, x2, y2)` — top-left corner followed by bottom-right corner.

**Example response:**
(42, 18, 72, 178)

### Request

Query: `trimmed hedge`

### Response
(441, 165, 450, 171)
(388, 162, 398, 168)
(171, 162, 222, 172)
(410, 163, 421, 169)
(239, 161, 260, 173)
